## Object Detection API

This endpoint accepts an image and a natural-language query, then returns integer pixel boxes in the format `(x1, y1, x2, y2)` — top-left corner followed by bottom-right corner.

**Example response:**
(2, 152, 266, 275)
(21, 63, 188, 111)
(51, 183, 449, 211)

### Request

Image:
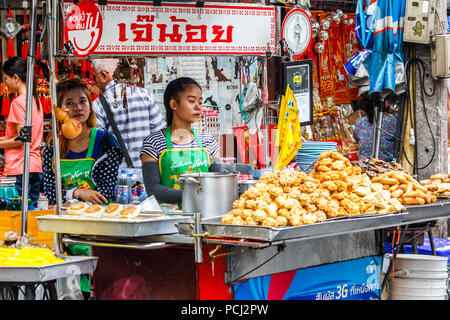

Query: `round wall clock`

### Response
(281, 8, 313, 58)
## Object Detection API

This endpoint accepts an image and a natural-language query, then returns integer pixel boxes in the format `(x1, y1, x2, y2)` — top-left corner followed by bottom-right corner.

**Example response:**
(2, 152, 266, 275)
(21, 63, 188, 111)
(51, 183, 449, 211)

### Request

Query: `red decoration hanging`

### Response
(22, 10, 29, 59)
(7, 39, 15, 58)
(21, 41, 28, 59)
(6, 9, 15, 58)
(36, 42, 41, 60)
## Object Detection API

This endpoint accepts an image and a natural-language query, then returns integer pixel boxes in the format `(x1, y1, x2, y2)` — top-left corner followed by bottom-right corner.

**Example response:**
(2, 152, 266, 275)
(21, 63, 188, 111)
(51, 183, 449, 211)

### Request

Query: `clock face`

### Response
(282, 9, 312, 56)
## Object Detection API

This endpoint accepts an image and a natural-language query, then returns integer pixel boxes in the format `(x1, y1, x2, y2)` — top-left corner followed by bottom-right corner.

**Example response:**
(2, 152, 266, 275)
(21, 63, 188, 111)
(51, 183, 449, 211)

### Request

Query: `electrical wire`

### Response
(402, 57, 437, 172)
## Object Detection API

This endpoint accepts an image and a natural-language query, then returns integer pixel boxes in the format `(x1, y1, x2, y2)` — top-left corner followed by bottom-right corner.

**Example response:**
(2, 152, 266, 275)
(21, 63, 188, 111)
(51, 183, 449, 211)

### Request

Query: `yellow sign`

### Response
(275, 85, 302, 170)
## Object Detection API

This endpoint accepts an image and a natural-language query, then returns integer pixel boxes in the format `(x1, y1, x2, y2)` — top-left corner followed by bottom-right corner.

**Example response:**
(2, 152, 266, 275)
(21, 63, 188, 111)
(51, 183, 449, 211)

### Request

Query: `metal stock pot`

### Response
(179, 172, 239, 218)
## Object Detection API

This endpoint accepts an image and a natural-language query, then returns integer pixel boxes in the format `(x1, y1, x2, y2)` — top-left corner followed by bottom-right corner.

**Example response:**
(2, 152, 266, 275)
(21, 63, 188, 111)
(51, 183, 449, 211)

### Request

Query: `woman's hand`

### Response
(73, 188, 107, 204)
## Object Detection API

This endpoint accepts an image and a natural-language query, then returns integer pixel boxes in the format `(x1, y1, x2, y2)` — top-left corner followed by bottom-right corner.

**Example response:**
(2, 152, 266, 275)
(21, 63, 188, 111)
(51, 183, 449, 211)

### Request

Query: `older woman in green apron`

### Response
(141, 77, 220, 205)
(43, 78, 123, 298)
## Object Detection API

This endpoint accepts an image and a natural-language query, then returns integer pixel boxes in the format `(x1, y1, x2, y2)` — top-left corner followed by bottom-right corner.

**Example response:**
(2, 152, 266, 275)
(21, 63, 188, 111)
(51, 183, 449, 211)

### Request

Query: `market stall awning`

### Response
(346, 0, 406, 97)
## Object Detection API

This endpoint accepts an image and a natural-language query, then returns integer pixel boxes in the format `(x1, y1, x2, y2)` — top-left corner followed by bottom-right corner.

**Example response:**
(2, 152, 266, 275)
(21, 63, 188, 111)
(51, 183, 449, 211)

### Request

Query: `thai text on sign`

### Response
(63, 1, 277, 56)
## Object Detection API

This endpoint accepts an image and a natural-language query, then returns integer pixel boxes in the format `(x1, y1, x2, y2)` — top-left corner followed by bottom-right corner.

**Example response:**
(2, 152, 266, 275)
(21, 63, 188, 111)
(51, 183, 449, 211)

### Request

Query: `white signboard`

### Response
(63, 1, 277, 57)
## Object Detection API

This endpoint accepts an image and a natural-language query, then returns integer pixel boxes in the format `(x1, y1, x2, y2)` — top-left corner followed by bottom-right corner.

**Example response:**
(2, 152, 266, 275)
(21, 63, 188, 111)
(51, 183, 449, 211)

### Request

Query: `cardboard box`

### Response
(0, 209, 56, 249)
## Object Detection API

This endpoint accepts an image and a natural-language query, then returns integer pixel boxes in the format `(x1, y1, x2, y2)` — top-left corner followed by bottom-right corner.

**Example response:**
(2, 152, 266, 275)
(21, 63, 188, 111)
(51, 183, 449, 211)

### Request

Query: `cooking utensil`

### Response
(179, 172, 239, 218)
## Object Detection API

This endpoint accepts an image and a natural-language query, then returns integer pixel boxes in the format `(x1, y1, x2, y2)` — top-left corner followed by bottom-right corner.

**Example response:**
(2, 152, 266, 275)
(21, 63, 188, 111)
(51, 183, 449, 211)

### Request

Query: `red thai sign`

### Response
(63, 1, 276, 56)
(64, 1, 103, 57)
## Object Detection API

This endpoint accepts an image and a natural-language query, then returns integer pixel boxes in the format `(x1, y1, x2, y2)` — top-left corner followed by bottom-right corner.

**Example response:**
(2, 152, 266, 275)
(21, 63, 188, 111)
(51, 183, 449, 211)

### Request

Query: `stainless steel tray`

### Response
(37, 213, 192, 237)
(0, 256, 98, 283)
(403, 198, 450, 224)
(178, 211, 409, 242)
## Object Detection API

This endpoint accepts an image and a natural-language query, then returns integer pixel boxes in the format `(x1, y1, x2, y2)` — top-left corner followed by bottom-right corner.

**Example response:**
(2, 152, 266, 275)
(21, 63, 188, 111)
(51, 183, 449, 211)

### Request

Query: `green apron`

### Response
(55, 128, 98, 293)
(159, 126, 210, 192)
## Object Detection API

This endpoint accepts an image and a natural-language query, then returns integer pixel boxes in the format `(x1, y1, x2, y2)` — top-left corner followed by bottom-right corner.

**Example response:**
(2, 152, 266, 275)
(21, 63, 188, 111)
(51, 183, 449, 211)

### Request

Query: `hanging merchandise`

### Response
(0, 82, 10, 117)
(362, 0, 406, 97)
(345, 0, 406, 97)
(36, 77, 51, 114)
(1, 9, 22, 58)
(21, 10, 28, 60)
(113, 58, 139, 109)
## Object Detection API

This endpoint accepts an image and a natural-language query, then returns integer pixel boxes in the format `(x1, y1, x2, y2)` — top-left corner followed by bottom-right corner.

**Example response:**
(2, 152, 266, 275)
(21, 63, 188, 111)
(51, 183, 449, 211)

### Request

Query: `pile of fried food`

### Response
(357, 158, 406, 179)
(222, 151, 406, 227)
(371, 171, 436, 205)
(420, 173, 450, 198)
(64, 202, 142, 219)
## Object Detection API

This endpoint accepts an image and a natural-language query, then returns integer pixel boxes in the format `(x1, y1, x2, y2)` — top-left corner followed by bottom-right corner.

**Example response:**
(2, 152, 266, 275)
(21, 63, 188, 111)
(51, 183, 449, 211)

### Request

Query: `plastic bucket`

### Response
(389, 254, 449, 300)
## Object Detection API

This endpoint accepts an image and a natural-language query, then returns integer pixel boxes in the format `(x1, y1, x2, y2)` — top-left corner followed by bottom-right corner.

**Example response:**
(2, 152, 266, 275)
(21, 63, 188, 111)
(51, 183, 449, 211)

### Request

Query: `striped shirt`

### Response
(141, 129, 220, 161)
(92, 80, 166, 169)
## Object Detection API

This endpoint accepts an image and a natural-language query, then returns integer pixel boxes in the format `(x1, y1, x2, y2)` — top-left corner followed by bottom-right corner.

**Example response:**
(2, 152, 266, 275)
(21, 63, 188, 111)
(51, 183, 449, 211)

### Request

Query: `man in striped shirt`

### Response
(91, 58, 166, 169)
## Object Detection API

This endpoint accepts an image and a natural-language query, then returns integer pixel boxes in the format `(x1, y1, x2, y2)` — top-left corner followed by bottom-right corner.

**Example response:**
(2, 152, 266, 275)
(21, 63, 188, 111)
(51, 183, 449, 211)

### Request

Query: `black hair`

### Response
(358, 93, 375, 124)
(163, 77, 202, 125)
(2, 56, 40, 110)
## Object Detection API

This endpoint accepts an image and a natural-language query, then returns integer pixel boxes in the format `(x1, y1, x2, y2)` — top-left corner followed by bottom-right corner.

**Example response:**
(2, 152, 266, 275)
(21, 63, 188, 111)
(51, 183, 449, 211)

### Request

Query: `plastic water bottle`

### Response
(128, 169, 140, 204)
(136, 171, 147, 202)
(117, 169, 129, 204)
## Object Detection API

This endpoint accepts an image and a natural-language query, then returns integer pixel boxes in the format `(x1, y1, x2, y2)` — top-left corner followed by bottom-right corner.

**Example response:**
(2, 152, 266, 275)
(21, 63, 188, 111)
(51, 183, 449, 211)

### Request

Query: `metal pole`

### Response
(370, 105, 378, 159)
(21, 0, 39, 236)
(47, 0, 64, 254)
(373, 100, 384, 159)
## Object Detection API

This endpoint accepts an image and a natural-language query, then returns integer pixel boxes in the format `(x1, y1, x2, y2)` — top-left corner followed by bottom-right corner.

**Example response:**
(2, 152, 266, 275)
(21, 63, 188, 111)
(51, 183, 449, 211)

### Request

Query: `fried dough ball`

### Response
(252, 209, 267, 222)
(244, 199, 256, 210)
(267, 203, 278, 218)
(256, 193, 272, 205)
(315, 197, 330, 212)
(268, 186, 284, 199)
(324, 200, 340, 218)
(262, 217, 278, 227)
(244, 186, 261, 200)
(317, 157, 333, 167)
(288, 213, 302, 226)
(232, 198, 246, 209)
(322, 180, 338, 192)
(305, 204, 318, 213)
(302, 214, 318, 225)
(254, 199, 269, 211)
(315, 210, 327, 222)
(231, 215, 245, 225)
(240, 209, 254, 220)
(275, 216, 288, 227)
(259, 171, 277, 184)
(291, 206, 307, 217)
(337, 207, 347, 216)
(340, 198, 360, 215)
(245, 216, 259, 226)
(221, 213, 235, 224)
(255, 182, 269, 193)
(335, 181, 348, 192)
(285, 198, 301, 210)
(302, 179, 320, 193)
(331, 160, 346, 171)
(275, 195, 289, 209)
(298, 193, 312, 207)
(316, 165, 331, 172)
(279, 172, 296, 186)
(332, 191, 348, 201)
(287, 189, 302, 200)
(277, 208, 291, 219)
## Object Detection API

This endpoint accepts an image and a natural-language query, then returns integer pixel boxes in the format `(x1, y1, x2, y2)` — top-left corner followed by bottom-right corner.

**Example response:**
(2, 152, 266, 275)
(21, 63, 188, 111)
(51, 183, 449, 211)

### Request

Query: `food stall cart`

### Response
(32, 0, 450, 301)
(0, 0, 98, 300)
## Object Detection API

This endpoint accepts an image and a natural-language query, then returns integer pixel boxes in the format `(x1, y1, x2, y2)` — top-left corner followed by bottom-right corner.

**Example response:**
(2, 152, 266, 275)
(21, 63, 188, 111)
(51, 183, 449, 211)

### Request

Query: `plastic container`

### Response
(389, 254, 449, 300)
(117, 169, 129, 204)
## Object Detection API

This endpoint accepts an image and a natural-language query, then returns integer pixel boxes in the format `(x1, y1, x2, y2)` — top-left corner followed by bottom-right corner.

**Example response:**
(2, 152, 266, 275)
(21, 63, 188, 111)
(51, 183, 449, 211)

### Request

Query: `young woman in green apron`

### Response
(42, 79, 123, 298)
(140, 77, 220, 205)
